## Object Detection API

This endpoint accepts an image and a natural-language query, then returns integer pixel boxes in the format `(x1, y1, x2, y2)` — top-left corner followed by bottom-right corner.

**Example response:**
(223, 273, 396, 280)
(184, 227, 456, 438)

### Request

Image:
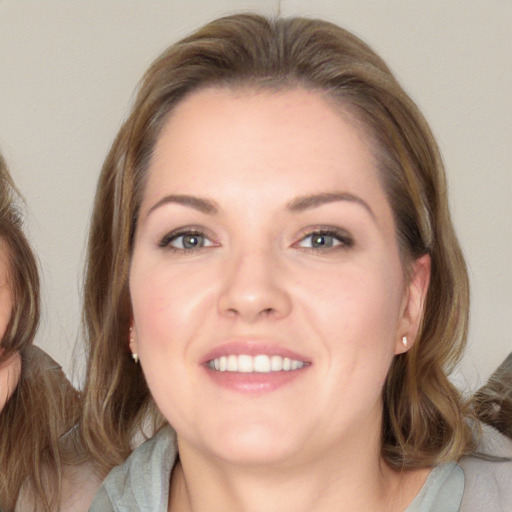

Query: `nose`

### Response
(217, 247, 292, 323)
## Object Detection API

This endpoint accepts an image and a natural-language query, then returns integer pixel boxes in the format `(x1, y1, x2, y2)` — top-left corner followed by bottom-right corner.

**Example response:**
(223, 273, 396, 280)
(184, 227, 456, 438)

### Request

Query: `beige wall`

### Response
(0, 1, 510, 391)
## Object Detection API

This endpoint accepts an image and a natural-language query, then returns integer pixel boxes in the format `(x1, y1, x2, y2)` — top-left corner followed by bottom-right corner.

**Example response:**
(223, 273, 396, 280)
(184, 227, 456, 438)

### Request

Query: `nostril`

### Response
(225, 307, 274, 317)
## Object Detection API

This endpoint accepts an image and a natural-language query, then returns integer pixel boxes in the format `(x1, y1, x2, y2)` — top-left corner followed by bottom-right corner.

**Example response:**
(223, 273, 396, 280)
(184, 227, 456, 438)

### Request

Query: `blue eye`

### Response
(159, 231, 214, 250)
(296, 230, 352, 250)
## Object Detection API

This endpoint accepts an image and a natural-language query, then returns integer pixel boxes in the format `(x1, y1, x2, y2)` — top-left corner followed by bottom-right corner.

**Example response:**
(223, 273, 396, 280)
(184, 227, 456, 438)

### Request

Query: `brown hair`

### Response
(472, 353, 512, 440)
(81, 14, 476, 475)
(0, 153, 80, 511)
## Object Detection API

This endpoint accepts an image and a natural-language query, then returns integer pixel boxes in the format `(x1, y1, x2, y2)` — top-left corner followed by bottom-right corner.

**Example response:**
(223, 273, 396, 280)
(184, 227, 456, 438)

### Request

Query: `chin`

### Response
(200, 421, 305, 467)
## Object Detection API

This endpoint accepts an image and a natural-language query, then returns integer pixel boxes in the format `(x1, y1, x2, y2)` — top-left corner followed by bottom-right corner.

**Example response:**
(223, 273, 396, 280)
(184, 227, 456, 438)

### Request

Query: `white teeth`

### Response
(227, 354, 237, 371)
(270, 355, 283, 371)
(207, 354, 306, 373)
(253, 355, 270, 373)
(238, 354, 253, 373)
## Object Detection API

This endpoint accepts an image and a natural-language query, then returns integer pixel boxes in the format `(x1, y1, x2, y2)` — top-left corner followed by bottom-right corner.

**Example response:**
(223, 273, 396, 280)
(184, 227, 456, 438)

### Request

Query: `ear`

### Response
(395, 254, 431, 355)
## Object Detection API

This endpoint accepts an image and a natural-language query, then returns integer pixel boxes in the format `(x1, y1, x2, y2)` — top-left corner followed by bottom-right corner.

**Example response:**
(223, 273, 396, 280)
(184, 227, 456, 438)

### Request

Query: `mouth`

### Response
(202, 342, 311, 393)
(206, 354, 308, 373)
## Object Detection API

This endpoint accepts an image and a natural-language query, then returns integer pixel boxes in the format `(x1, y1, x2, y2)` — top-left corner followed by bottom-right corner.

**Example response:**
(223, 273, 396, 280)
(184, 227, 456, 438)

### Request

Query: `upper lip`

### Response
(200, 339, 311, 365)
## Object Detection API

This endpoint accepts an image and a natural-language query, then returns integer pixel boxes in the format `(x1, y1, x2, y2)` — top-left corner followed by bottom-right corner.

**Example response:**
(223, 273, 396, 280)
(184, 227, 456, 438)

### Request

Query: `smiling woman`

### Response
(82, 14, 511, 512)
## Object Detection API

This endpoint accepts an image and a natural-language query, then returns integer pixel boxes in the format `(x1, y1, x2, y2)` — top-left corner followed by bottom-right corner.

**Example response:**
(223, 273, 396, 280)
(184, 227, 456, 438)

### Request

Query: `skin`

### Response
(0, 242, 20, 412)
(129, 87, 431, 512)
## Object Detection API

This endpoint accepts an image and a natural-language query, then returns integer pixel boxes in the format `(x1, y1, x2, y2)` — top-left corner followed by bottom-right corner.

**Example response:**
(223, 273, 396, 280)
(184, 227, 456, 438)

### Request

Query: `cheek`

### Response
(129, 259, 214, 357)
(295, 260, 404, 391)
(129, 261, 214, 431)
(300, 262, 404, 340)
(0, 290, 13, 341)
(0, 277, 17, 412)
(131, 268, 181, 352)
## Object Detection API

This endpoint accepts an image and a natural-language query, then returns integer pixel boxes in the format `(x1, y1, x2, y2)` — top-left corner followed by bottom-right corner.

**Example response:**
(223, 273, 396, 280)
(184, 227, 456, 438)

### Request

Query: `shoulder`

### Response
(89, 425, 177, 512)
(459, 423, 512, 512)
(405, 462, 464, 511)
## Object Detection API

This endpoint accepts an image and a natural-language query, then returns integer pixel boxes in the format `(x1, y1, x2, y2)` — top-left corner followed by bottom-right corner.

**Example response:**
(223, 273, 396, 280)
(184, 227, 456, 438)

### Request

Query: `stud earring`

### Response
(129, 326, 138, 363)
(402, 336, 408, 348)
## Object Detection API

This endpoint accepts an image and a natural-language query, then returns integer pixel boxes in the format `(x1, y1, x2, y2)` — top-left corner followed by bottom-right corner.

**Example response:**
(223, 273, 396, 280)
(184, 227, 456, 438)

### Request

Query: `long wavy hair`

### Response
(0, 153, 80, 511)
(81, 14, 479, 476)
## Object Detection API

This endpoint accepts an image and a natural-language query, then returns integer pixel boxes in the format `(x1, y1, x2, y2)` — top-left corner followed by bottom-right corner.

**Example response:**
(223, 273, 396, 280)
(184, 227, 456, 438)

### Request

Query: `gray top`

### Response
(406, 463, 464, 512)
(90, 427, 177, 512)
(89, 424, 512, 512)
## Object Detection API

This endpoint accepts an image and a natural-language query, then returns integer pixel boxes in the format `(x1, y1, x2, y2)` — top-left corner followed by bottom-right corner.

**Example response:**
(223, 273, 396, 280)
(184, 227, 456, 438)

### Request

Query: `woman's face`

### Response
(0, 242, 20, 412)
(130, 87, 429, 467)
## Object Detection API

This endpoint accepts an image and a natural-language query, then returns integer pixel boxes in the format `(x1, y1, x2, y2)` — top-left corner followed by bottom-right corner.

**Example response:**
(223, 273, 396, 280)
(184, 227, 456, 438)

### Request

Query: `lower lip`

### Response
(203, 366, 309, 394)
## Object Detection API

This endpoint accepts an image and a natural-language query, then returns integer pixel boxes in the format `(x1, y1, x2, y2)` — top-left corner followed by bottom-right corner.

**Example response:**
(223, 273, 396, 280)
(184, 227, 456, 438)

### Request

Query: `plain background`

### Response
(0, 1, 510, 391)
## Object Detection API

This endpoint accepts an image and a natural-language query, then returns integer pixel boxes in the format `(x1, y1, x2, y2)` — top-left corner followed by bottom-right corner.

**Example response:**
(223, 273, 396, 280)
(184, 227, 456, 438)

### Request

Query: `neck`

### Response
(169, 425, 428, 512)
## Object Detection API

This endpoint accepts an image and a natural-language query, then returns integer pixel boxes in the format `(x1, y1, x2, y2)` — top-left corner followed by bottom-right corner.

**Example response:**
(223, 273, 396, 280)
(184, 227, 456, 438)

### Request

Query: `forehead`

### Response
(137, 86, 399, 244)
(153, 86, 368, 155)
(146, 87, 382, 196)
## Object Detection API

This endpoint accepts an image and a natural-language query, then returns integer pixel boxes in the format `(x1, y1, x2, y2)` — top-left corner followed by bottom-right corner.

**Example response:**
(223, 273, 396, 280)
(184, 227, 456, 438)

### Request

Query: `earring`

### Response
(402, 336, 408, 348)
(129, 326, 139, 364)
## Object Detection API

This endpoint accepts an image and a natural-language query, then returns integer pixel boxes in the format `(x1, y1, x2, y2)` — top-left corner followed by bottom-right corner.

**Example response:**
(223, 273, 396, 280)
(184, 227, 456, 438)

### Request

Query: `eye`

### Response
(295, 229, 353, 250)
(158, 229, 215, 251)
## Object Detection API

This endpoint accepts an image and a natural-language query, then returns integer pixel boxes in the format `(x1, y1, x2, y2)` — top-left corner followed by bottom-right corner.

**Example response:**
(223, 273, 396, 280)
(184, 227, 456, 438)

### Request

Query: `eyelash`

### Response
(158, 228, 215, 252)
(294, 228, 353, 252)
(157, 227, 354, 253)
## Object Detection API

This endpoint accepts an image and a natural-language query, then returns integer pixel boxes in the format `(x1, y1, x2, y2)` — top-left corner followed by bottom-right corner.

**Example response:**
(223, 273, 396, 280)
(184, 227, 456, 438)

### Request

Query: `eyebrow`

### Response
(147, 194, 220, 216)
(286, 192, 375, 218)
(146, 191, 375, 219)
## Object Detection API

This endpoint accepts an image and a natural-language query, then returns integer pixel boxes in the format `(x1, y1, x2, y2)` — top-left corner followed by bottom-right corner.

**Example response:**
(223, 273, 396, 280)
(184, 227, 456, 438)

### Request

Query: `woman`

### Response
(0, 153, 99, 511)
(82, 15, 511, 511)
